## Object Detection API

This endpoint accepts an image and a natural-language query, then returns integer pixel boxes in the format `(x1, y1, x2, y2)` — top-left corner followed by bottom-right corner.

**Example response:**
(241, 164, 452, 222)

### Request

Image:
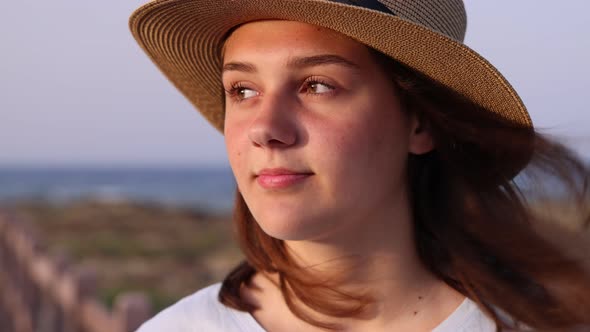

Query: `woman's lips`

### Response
(255, 168, 313, 189)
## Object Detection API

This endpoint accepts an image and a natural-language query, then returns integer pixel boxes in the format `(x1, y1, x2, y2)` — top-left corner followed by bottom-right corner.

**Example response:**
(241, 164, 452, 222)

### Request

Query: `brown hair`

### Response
(219, 48, 590, 331)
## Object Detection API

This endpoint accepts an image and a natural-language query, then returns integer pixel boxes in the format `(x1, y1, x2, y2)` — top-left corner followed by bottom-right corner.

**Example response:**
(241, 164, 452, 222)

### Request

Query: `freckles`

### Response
(225, 122, 248, 158)
(229, 146, 243, 164)
(225, 142, 243, 175)
(331, 132, 367, 163)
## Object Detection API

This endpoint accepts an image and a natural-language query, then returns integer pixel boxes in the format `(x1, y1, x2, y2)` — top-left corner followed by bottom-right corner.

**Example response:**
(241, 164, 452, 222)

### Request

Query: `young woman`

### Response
(130, 1, 590, 331)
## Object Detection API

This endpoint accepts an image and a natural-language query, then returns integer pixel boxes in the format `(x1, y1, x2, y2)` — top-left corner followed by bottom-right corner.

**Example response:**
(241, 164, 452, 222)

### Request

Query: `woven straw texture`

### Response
(129, 0, 532, 132)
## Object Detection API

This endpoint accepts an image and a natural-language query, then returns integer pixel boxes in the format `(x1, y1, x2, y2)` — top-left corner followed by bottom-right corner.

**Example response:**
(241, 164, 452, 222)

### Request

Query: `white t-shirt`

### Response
(136, 283, 496, 332)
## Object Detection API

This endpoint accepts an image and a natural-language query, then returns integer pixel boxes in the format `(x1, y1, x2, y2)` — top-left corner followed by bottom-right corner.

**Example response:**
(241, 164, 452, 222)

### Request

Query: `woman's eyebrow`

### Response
(222, 54, 360, 74)
(222, 62, 257, 74)
(287, 54, 361, 70)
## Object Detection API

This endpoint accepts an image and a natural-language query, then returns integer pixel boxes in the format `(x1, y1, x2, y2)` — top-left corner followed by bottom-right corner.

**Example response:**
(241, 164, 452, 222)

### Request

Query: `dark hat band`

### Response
(329, 0, 395, 15)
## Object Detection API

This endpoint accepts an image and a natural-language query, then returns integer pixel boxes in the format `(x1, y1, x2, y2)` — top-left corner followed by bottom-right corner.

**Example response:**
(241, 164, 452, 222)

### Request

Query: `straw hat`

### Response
(129, 0, 532, 133)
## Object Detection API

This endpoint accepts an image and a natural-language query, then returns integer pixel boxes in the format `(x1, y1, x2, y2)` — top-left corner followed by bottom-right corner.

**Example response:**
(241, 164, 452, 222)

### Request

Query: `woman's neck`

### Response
(245, 195, 466, 331)
(247, 250, 464, 331)
(285, 190, 420, 282)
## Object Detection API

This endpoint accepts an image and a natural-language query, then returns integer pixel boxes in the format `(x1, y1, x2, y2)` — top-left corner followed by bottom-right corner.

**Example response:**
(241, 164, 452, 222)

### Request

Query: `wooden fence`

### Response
(0, 211, 152, 332)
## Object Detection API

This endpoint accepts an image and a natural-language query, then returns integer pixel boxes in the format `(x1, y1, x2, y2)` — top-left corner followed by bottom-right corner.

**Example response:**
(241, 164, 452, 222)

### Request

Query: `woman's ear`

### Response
(408, 115, 434, 155)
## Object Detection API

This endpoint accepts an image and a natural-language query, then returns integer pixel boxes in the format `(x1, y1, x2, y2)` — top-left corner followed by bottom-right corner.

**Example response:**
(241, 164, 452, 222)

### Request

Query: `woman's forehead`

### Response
(222, 20, 371, 64)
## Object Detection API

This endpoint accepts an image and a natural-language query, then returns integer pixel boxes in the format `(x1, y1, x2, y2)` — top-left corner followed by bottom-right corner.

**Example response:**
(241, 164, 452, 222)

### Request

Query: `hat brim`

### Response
(129, 0, 532, 133)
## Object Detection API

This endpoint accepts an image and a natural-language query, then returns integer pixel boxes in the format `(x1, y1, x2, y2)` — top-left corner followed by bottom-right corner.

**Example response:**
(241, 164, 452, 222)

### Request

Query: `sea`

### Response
(0, 159, 587, 213)
(0, 167, 237, 212)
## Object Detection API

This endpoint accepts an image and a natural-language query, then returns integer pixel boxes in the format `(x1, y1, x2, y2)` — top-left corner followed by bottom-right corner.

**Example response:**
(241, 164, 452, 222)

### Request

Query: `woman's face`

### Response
(223, 20, 431, 241)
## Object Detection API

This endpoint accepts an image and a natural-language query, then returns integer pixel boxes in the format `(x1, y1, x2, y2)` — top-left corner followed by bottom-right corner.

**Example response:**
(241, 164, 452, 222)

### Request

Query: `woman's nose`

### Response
(248, 95, 298, 148)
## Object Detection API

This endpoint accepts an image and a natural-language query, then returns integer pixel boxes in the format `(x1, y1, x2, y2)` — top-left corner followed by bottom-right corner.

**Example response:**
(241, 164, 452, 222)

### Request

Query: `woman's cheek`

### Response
(314, 121, 370, 178)
(225, 121, 249, 179)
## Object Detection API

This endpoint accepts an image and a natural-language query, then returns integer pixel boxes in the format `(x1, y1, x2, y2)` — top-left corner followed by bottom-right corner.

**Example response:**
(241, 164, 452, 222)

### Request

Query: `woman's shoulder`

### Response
(135, 283, 265, 332)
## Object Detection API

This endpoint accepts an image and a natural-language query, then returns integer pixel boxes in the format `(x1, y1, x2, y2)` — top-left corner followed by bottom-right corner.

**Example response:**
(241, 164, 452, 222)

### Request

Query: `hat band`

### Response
(328, 0, 395, 15)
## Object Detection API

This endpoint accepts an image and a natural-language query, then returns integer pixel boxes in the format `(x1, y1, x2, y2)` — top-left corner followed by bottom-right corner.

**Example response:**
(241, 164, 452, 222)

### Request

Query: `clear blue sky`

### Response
(1, 0, 588, 167)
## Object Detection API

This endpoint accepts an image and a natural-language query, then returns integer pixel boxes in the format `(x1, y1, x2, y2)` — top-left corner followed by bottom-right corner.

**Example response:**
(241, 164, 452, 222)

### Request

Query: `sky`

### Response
(0, 0, 589, 167)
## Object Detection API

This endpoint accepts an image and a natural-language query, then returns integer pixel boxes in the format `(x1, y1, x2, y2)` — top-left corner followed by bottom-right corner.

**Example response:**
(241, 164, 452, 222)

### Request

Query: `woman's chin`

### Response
(253, 211, 333, 242)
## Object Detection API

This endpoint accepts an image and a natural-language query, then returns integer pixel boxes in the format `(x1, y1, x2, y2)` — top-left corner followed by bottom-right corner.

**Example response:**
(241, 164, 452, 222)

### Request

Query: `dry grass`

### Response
(5, 199, 242, 312)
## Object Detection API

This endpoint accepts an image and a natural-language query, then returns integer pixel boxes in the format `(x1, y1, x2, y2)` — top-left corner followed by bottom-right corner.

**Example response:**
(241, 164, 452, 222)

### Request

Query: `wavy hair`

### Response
(219, 48, 590, 331)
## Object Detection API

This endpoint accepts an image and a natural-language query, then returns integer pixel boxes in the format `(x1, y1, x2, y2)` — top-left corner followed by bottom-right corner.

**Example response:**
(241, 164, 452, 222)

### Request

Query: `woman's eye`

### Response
(237, 87, 258, 100)
(226, 84, 259, 102)
(303, 80, 334, 95)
